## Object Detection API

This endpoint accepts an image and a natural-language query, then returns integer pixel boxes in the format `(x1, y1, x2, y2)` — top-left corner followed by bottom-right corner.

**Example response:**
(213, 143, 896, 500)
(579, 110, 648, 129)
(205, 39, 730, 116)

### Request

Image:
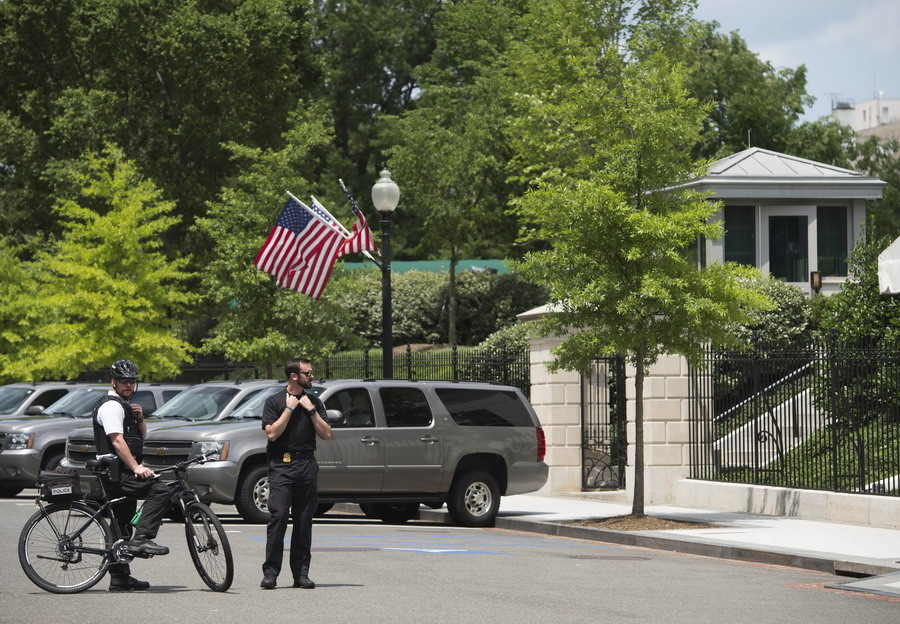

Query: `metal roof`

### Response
(680, 147, 886, 200)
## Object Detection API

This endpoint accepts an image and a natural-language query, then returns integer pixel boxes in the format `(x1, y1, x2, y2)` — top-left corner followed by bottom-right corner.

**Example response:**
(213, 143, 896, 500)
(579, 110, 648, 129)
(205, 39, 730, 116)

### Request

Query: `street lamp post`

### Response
(372, 169, 400, 379)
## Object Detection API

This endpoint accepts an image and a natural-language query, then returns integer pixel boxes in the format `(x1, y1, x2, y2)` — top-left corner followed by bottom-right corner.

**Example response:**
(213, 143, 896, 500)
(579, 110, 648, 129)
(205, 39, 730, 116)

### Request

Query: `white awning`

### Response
(878, 237, 900, 294)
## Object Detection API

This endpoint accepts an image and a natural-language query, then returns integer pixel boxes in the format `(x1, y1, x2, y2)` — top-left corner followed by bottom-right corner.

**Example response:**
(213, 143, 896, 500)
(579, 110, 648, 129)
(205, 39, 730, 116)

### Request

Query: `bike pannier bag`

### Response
(38, 469, 83, 502)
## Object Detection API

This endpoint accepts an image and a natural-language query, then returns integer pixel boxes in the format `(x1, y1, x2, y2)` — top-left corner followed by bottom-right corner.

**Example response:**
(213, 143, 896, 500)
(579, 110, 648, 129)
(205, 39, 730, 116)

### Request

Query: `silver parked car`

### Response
(0, 382, 88, 418)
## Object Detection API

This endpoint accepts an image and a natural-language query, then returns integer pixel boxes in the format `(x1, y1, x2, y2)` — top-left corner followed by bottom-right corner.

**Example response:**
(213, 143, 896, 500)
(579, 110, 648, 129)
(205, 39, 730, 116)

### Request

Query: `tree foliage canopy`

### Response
(1, 145, 194, 382)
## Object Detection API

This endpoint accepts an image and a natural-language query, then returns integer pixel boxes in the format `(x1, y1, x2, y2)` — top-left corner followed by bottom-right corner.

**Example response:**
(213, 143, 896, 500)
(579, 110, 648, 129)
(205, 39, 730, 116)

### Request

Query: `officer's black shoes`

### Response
(260, 575, 277, 589)
(128, 537, 170, 556)
(109, 576, 150, 592)
(293, 576, 315, 589)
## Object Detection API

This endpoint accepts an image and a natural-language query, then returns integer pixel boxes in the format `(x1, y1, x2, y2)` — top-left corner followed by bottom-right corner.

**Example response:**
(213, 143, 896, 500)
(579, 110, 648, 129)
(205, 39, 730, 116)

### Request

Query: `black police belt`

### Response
(271, 450, 315, 463)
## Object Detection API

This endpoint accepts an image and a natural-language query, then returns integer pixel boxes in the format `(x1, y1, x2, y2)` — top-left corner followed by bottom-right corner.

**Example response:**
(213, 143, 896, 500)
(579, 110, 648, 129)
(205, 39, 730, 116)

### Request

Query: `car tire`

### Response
(235, 464, 270, 524)
(0, 486, 24, 497)
(42, 452, 65, 472)
(315, 503, 334, 517)
(359, 502, 418, 523)
(447, 470, 500, 527)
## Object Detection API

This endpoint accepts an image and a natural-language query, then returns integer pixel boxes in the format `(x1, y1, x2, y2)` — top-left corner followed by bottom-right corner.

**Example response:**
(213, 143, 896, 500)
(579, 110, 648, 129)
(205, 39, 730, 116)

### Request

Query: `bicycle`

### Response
(18, 451, 234, 593)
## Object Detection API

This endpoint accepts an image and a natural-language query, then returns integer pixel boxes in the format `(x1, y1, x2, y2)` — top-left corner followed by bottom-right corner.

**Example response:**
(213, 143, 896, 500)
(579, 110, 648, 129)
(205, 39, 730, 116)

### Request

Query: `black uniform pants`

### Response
(106, 469, 171, 579)
(263, 455, 318, 579)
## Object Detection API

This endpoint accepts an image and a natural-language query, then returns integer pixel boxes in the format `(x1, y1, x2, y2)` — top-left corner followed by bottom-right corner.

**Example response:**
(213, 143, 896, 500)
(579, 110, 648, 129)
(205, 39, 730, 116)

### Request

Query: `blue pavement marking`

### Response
(249, 528, 628, 557)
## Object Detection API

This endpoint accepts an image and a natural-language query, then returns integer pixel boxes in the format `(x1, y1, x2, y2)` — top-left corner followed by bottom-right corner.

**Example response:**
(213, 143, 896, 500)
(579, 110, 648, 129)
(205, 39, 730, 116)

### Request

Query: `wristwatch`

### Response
(306, 407, 317, 416)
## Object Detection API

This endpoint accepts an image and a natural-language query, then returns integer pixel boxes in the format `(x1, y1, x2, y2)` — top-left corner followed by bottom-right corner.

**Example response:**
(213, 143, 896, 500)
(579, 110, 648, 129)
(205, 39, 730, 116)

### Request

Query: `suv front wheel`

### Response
(447, 470, 500, 527)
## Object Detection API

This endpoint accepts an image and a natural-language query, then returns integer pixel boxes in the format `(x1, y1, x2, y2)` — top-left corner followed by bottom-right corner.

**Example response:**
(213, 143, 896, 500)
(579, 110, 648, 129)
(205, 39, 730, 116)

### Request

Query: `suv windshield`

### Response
(42, 387, 108, 418)
(0, 387, 34, 415)
(228, 385, 324, 420)
(151, 386, 240, 421)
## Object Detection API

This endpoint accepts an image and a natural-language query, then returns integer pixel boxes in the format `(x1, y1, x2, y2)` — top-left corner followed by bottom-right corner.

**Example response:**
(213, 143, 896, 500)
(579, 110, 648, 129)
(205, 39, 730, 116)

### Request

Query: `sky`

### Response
(693, 0, 900, 121)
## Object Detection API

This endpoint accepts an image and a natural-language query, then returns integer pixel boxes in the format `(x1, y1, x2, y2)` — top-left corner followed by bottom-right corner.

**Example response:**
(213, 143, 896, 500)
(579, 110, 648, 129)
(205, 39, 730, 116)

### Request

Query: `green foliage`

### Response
(685, 21, 813, 159)
(730, 277, 812, 351)
(2, 145, 194, 382)
(328, 268, 545, 347)
(510, 46, 769, 375)
(817, 226, 900, 342)
(195, 102, 358, 366)
(0, 0, 318, 247)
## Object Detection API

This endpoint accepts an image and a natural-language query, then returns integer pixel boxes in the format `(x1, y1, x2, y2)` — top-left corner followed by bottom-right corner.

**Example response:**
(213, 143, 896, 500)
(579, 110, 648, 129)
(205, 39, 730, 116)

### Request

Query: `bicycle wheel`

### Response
(19, 502, 112, 594)
(184, 502, 233, 592)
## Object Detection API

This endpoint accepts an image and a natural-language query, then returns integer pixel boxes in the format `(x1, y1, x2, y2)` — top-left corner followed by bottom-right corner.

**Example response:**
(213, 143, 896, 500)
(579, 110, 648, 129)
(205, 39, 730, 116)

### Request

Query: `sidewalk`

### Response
(416, 493, 900, 599)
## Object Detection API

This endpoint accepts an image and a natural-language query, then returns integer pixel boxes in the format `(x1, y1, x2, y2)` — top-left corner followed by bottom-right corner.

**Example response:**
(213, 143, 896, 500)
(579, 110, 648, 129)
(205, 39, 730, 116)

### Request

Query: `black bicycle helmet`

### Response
(110, 359, 139, 380)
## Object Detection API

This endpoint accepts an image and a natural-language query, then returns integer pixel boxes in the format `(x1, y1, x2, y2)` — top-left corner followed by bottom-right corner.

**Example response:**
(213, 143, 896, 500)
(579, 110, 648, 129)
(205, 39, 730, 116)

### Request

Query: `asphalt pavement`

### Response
(409, 493, 900, 599)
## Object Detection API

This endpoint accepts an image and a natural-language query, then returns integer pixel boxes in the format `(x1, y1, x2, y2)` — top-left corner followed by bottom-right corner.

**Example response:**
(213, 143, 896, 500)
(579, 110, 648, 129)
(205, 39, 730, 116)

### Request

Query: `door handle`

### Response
(420, 435, 439, 444)
(360, 436, 381, 445)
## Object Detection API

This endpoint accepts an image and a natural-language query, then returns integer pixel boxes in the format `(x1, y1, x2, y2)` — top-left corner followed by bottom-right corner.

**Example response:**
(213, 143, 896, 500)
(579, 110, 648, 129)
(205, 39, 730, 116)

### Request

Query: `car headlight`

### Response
(6, 433, 34, 450)
(194, 440, 229, 461)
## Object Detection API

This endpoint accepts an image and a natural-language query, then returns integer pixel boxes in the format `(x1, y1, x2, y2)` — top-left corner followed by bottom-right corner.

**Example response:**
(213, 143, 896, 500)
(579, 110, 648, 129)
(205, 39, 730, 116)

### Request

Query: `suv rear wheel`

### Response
(236, 465, 270, 524)
(447, 470, 500, 527)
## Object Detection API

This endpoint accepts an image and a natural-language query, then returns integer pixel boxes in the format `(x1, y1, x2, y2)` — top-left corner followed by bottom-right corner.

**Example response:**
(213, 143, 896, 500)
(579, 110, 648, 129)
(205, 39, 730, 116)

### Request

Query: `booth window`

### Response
(817, 206, 848, 277)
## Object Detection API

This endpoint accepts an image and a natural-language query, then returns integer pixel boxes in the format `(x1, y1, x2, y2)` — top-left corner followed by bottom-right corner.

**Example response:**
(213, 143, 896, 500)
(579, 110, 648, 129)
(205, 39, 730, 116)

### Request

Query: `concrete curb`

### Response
(412, 507, 900, 578)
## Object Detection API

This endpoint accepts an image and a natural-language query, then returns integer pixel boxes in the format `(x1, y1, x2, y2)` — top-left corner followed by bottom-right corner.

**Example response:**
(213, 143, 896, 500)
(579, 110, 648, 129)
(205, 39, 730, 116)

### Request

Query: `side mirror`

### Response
(26, 405, 44, 415)
(325, 409, 344, 425)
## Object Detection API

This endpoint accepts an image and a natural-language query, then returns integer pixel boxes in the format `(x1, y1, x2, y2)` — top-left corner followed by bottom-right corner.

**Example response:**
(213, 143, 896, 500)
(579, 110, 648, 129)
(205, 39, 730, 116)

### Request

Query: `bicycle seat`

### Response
(86, 456, 117, 473)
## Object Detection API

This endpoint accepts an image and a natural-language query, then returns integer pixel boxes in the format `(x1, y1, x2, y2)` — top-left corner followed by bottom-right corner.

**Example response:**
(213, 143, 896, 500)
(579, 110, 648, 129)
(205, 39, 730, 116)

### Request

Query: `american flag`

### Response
(253, 197, 345, 299)
(339, 204, 378, 257)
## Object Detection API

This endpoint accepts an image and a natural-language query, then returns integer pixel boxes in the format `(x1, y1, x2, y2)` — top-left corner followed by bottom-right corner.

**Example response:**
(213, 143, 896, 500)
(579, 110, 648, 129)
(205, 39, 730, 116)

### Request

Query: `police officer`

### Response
(260, 358, 331, 590)
(93, 359, 171, 592)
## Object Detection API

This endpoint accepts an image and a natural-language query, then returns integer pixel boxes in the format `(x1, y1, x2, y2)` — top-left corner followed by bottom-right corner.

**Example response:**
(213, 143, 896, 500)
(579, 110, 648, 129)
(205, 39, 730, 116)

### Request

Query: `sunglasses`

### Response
(298, 370, 314, 377)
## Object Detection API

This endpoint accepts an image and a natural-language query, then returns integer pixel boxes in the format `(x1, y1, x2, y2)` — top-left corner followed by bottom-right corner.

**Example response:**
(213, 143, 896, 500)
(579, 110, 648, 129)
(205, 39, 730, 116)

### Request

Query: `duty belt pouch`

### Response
(38, 469, 83, 502)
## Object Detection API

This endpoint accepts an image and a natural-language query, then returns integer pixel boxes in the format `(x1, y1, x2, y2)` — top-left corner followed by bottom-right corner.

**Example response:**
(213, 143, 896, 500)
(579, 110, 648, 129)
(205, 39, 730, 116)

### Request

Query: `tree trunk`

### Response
(631, 341, 646, 516)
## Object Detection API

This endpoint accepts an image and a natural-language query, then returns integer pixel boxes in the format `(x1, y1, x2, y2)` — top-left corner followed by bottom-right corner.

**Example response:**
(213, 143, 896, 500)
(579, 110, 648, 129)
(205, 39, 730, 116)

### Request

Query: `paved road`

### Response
(2, 499, 898, 623)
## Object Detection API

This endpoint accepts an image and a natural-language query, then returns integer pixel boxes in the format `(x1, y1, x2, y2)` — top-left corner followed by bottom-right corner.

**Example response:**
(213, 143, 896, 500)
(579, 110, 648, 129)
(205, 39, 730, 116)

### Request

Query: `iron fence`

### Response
(581, 357, 627, 490)
(316, 343, 530, 397)
(689, 337, 900, 496)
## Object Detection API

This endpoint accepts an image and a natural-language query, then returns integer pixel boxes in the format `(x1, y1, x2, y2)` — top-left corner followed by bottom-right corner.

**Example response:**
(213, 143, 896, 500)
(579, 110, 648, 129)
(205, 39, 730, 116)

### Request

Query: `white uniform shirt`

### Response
(96, 390, 126, 459)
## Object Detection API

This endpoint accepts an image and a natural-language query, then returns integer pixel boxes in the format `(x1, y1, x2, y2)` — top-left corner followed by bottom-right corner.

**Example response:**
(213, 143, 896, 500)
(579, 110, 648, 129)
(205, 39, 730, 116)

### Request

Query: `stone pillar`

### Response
(527, 333, 583, 493)
(624, 354, 692, 505)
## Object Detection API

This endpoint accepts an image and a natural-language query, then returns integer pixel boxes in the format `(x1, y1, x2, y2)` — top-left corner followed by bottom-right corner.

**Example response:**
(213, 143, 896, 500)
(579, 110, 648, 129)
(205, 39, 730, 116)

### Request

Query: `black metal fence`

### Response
(581, 357, 627, 490)
(316, 343, 530, 397)
(688, 338, 900, 496)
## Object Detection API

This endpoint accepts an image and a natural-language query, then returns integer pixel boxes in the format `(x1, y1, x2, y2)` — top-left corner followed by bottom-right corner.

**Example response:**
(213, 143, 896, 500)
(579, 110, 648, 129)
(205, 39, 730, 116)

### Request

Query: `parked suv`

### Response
(0, 383, 186, 497)
(140, 380, 548, 527)
(63, 380, 285, 478)
(0, 382, 87, 418)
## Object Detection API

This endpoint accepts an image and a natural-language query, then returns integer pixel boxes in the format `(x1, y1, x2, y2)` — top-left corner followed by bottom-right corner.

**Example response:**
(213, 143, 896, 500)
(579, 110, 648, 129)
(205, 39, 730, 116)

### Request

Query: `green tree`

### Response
(507, 0, 769, 515)
(382, 0, 526, 344)
(0, 238, 38, 383)
(685, 21, 813, 159)
(195, 103, 359, 372)
(3, 146, 194, 381)
(0, 0, 318, 248)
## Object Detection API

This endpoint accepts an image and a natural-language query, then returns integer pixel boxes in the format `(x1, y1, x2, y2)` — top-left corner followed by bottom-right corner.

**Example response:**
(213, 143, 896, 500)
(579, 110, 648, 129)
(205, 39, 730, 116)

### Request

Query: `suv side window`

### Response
(131, 391, 157, 415)
(36, 389, 69, 408)
(325, 388, 375, 428)
(435, 388, 533, 427)
(379, 387, 432, 428)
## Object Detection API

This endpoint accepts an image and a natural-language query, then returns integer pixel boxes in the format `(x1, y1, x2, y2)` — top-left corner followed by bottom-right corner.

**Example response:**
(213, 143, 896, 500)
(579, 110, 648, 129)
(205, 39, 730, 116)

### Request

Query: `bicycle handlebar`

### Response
(151, 450, 220, 476)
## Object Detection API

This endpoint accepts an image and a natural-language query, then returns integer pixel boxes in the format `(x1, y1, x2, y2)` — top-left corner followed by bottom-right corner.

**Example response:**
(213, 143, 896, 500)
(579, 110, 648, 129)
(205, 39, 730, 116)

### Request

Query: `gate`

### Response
(581, 356, 627, 490)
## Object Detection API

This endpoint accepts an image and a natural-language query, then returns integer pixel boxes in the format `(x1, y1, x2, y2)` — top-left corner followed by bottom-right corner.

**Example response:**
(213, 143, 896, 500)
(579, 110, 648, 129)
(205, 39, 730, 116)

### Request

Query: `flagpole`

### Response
(336, 180, 382, 269)
(312, 192, 381, 267)
(286, 191, 347, 239)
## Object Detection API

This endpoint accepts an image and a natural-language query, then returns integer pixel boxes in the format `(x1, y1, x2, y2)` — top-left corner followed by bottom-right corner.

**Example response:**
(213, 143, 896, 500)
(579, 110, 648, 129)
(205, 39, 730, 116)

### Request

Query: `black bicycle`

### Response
(18, 451, 234, 593)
